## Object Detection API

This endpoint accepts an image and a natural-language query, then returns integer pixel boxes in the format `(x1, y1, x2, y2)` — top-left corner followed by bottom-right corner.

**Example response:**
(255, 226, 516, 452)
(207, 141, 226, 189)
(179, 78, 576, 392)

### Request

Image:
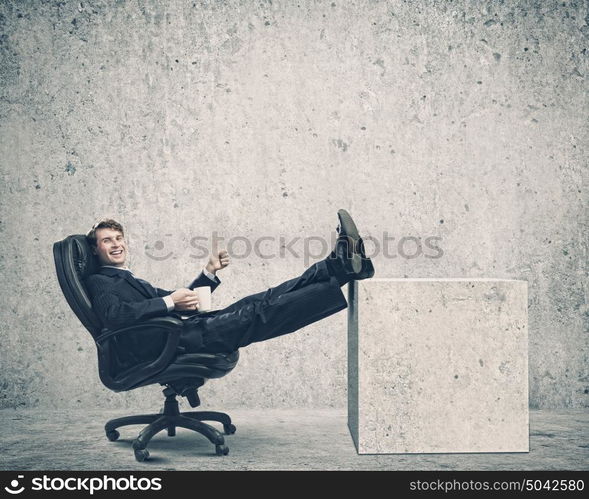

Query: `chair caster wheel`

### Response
(134, 449, 150, 462)
(215, 444, 229, 456)
(223, 423, 236, 435)
(106, 430, 120, 442)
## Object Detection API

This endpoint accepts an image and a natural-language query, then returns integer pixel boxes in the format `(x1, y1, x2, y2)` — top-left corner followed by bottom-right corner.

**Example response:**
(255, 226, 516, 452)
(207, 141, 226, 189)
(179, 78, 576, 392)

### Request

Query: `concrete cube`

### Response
(348, 278, 529, 454)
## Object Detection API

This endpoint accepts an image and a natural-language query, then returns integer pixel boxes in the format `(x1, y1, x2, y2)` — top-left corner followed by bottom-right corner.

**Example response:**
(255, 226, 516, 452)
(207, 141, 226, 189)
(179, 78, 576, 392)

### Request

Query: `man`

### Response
(84, 210, 374, 359)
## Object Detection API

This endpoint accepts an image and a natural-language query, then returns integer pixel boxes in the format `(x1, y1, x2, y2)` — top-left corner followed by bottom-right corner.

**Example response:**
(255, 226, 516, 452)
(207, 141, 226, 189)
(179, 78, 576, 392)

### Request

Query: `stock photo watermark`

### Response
(143, 231, 444, 266)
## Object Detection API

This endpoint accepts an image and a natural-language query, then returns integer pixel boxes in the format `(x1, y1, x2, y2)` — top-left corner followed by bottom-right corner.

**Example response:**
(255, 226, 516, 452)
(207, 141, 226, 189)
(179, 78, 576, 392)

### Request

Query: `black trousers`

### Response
(178, 258, 348, 354)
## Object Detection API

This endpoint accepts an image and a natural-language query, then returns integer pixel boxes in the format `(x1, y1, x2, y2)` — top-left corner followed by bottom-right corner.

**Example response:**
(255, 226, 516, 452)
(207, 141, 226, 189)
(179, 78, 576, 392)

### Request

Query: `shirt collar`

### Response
(100, 265, 134, 275)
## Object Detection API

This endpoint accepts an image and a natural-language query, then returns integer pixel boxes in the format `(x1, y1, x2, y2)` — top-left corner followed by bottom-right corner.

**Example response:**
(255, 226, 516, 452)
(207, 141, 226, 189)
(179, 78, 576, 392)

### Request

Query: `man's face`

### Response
(93, 228, 128, 267)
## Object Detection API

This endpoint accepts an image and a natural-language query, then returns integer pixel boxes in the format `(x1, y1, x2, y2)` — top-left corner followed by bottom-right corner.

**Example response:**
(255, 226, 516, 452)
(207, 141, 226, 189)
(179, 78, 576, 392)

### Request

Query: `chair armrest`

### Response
(94, 316, 184, 344)
(95, 316, 184, 391)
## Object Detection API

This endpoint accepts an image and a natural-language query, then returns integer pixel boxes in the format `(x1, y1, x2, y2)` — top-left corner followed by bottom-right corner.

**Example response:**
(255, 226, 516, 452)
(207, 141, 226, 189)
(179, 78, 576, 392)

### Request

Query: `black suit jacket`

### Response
(84, 266, 221, 331)
(84, 267, 221, 368)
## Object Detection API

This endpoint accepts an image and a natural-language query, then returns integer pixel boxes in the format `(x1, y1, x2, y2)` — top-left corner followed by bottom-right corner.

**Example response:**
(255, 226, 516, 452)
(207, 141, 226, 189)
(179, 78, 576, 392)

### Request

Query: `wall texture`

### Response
(0, 0, 587, 410)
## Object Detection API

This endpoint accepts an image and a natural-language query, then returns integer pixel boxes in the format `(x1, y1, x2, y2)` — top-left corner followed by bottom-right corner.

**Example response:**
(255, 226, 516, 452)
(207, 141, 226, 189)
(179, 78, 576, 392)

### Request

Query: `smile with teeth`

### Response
(110, 250, 123, 255)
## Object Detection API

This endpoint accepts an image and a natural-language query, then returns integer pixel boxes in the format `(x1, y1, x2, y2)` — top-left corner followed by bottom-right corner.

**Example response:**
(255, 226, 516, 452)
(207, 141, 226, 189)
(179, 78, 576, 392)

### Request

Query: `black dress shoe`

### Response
(355, 236, 375, 279)
(327, 235, 374, 282)
(331, 209, 375, 279)
(336, 209, 362, 273)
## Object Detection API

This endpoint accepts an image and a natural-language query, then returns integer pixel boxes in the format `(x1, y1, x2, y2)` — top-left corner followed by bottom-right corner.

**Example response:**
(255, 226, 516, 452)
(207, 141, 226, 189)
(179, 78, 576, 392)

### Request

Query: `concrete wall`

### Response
(0, 0, 586, 410)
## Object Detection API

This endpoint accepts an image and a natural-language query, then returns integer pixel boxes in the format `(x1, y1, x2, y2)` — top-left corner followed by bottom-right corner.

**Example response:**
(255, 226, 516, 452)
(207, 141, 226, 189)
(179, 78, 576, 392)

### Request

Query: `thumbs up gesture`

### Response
(205, 239, 230, 274)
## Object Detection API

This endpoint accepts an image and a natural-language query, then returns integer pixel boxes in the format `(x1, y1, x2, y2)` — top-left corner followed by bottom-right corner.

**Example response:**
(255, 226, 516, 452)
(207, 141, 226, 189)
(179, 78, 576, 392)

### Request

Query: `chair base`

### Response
(104, 393, 235, 461)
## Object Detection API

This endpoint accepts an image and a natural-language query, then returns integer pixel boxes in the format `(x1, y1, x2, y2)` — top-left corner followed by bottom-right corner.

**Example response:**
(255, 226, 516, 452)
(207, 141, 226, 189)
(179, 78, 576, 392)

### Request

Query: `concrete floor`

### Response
(0, 408, 587, 470)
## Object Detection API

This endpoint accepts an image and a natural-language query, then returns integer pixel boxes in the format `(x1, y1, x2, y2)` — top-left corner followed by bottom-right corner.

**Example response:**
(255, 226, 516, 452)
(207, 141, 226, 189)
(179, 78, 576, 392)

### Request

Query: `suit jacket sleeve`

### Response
(154, 287, 173, 298)
(92, 292, 170, 330)
(86, 276, 170, 330)
(150, 271, 220, 299)
(187, 271, 221, 293)
(149, 269, 220, 297)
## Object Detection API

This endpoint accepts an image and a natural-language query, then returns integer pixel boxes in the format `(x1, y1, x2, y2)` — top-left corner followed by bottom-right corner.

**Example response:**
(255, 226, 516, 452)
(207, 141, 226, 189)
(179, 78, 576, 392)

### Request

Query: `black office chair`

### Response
(52, 235, 239, 461)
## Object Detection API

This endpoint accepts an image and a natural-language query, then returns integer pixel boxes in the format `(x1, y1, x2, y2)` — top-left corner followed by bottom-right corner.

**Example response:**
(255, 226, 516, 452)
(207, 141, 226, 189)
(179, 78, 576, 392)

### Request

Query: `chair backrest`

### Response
(53, 234, 103, 339)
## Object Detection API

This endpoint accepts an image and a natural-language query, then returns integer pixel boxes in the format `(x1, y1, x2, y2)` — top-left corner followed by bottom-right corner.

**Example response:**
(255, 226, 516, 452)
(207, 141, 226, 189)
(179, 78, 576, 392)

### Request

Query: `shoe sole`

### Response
(337, 209, 363, 274)
(357, 236, 375, 278)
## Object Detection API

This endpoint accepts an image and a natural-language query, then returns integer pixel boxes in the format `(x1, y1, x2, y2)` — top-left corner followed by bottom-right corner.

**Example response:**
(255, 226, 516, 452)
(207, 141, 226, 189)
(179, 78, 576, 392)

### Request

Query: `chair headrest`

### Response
(53, 234, 102, 337)
(72, 235, 99, 279)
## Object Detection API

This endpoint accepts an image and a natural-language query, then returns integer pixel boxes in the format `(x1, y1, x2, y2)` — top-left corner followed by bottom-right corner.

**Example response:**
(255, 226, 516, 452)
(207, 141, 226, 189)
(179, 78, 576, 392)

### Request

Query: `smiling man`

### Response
(84, 211, 374, 359)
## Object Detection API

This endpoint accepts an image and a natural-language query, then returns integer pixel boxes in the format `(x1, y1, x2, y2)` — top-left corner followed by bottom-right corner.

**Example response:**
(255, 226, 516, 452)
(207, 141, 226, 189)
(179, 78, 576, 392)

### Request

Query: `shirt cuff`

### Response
(202, 267, 217, 282)
(162, 295, 175, 312)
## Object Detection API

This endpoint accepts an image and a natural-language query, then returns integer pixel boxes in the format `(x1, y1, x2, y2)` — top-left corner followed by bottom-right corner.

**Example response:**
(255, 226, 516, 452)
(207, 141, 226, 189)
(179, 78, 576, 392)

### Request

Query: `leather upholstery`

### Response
(53, 235, 103, 337)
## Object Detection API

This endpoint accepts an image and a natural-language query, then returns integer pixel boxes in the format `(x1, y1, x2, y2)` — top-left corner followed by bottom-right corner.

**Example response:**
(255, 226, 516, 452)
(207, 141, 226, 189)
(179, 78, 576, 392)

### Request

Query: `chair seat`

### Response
(173, 351, 239, 368)
(124, 350, 239, 391)
(155, 351, 239, 381)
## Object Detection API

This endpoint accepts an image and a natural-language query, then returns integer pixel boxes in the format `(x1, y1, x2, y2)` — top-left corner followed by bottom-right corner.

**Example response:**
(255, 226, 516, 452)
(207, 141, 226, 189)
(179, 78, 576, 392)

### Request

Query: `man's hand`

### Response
(206, 248, 230, 275)
(170, 288, 200, 311)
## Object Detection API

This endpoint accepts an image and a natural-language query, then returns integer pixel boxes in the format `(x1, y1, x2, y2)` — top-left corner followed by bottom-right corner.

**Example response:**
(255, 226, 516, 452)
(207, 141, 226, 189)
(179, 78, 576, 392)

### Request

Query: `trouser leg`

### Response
(216, 258, 334, 314)
(182, 259, 348, 353)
